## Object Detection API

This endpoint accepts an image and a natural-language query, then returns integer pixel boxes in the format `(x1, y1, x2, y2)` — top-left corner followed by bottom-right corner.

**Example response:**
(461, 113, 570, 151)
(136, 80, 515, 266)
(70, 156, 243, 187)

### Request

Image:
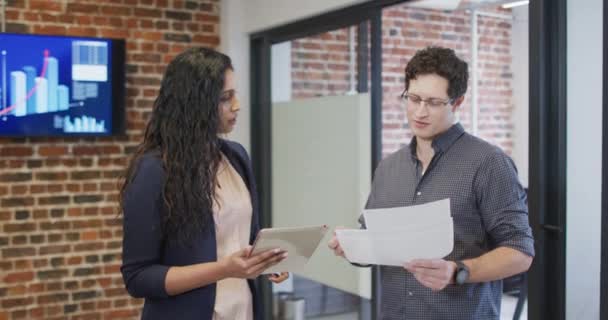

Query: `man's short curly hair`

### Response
(405, 46, 469, 100)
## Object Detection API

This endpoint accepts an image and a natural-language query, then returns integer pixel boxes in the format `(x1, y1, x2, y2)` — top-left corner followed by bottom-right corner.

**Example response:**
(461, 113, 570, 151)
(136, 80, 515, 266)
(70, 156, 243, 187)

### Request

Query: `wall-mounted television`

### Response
(0, 33, 125, 137)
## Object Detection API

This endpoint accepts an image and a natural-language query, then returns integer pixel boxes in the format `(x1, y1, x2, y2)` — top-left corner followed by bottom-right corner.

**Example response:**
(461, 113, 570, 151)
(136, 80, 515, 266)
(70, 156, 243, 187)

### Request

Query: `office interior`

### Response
(0, 0, 605, 319)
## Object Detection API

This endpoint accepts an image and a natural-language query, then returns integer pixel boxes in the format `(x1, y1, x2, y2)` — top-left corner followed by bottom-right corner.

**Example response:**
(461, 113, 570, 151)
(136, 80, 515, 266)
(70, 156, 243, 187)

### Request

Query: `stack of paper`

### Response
(335, 199, 454, 266)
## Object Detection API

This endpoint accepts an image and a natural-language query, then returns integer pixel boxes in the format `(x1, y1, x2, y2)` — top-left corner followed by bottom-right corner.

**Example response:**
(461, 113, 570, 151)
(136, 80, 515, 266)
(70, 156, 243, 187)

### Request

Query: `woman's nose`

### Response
(230, 98, 240, 112)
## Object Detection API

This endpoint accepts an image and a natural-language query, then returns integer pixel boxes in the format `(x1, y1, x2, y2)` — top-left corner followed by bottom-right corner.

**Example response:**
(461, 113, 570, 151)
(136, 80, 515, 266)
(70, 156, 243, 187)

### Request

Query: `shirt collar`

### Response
(409, 123, 465, 159)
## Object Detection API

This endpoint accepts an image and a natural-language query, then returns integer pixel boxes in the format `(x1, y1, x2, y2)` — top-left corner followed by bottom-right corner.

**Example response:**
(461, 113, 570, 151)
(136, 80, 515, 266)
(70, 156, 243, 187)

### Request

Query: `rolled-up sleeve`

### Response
(475, 151, 535, 257)
(120, 155, 171, 299)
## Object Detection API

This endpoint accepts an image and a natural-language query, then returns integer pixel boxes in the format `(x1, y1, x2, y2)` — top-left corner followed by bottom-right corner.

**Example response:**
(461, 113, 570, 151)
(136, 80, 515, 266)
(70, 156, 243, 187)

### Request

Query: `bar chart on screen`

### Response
(0, 33, 116, 136)
(0, 49, 73, 117)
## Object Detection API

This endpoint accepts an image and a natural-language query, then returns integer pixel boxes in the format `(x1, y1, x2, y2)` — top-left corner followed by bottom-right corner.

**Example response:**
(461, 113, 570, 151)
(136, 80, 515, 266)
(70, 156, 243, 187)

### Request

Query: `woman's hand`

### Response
(327, 227, 346, 258)
(221, 246, 287, 279)
(268, 272, 290, 283)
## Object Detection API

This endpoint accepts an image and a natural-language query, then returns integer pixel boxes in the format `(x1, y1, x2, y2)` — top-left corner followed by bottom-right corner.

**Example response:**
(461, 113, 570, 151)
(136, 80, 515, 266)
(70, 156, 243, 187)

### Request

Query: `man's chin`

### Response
(412, 129, 435, 140)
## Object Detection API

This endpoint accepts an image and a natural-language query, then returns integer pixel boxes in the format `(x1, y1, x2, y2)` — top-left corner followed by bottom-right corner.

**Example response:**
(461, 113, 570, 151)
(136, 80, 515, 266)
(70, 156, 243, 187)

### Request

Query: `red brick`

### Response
(46, 305, 63, 316)
(6, 285, 27, 296)
(76, 15, 92, 24)
(103, 309, 138, 319)
(93, 16, 109, 25)
(60, 158, 77, 167)
(32, 25, 67, 35)
(4, 223, 36, 233)
(103, 264, 121, 274)
(194, 13, 219, 23)
(35, 171, 68, 181)
(38, 146, 68, 156)
(0, 261, 12, 271)
(14, 260, 31, 269)
(81, 231, 98, 241)
(28, 283, 45, 294)
(193, 35, 220, 46)
(39, 244, 70, 255)
(97, 278, 113, 288)
(1, 296, 34, 309)
(134, 8, 161, 18)
(10, 185, 28, 194)
(80, 301, 96, 311)
(101, 6, 132, 16)
(0, 146, 33, 157)
(67, 3, 99, 14)
(83, 183, 98, 192)
(30, 0, 63, 11)
(8, 159, 26, 168)
(133, 31, 162, 41)
(58, 14, 77, 24)
(0, 211, 13, 220)
(73, 220, 102, 229)
(201, 24, 215, 33)
(100, 29, 130, 39)
(29, 307, 44, 318)
(74, 242, 104, 252)
(37, 293, 69, 304)
(47, 184, 63, 192)
(67, 27, 98, 37)
(98, 300, 112, 309)
(5, 8, 21, 19)
(3, 272, 34, 283)
(101, 207, 116, 216)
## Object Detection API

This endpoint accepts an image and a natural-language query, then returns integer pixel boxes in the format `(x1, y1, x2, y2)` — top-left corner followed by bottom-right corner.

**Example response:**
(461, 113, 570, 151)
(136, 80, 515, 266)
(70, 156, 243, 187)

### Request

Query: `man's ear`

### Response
(451, 96, 465, 112)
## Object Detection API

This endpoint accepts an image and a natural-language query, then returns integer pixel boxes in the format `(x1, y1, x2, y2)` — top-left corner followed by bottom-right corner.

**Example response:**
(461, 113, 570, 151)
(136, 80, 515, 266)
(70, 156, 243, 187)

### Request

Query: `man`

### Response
(328, 46, 534, 320)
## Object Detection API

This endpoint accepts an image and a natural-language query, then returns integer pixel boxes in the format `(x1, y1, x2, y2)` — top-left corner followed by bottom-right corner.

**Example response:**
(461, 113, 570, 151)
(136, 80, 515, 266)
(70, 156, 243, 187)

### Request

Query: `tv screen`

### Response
(0, 33, 125, 136)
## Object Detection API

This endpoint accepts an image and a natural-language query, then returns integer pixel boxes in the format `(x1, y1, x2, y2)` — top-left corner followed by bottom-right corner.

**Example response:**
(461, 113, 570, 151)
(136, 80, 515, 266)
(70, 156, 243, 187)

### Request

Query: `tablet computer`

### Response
(250, 225, 329, 274)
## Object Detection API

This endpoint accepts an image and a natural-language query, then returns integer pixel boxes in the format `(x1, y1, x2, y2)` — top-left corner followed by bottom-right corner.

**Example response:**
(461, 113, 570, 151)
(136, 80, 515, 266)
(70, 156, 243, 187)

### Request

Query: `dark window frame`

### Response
(600, 0, 608, 317)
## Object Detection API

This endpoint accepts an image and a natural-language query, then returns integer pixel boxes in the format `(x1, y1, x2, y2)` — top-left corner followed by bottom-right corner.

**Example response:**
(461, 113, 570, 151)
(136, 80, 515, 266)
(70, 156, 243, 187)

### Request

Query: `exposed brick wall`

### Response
(0, 1, 220, 319)
(291, 4, 515, 157)
(291, 30, 354, 99)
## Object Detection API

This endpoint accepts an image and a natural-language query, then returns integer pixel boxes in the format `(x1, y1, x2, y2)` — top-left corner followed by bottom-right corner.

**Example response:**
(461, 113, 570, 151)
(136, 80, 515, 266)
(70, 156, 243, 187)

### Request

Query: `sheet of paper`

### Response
(363, 198, 451, 231)
(335, 220, 454, 266)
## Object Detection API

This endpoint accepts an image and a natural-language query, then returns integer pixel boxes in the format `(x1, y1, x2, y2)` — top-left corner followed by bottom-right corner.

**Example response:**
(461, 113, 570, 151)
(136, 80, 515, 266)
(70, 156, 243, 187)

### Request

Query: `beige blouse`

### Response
(212, 155, 254, 320)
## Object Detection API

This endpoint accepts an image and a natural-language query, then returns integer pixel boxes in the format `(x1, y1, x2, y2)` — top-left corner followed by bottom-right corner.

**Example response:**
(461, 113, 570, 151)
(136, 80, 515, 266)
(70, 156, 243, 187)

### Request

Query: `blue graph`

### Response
(0, 34, 113, 136)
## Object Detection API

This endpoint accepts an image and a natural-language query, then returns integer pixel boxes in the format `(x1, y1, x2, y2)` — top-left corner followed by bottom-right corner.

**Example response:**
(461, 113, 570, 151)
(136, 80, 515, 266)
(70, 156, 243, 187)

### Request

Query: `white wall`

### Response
(566, 0, 603, 319)
(220, 0, 366, 151)
(510, 5, 529, 187)
(271, 42, 292, 103)
(219, 0, 251, 149)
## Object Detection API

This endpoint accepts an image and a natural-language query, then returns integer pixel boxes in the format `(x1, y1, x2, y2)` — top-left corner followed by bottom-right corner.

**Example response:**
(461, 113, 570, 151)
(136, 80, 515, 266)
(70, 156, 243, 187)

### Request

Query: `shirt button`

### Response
(408, 291, 413, 296)
(416, 191, 422, 196)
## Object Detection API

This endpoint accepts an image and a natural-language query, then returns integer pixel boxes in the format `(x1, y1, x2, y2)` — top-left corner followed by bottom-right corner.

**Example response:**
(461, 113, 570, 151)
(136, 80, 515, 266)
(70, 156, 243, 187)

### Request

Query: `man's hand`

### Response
(404, 259, 458, 291)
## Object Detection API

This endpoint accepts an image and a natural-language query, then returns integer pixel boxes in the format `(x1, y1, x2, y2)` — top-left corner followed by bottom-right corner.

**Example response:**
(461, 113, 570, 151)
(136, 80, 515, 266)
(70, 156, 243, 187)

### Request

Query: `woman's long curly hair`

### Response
(120, 47, 233, 244)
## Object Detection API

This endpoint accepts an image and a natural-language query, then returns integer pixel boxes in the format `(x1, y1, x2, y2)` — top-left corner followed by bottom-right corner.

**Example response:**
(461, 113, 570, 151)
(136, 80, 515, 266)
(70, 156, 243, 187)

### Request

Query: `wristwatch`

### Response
(453, 261, 470, 285)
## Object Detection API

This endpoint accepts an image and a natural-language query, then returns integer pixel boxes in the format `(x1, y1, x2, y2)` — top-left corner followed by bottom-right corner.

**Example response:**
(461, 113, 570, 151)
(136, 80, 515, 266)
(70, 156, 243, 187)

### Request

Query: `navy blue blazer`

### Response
(121, 140, 262, 320)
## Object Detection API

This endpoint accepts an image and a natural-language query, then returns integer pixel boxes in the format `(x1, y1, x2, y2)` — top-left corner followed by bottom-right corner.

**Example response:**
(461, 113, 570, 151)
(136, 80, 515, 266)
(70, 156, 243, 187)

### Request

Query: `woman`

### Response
(120, 47, 289, 320)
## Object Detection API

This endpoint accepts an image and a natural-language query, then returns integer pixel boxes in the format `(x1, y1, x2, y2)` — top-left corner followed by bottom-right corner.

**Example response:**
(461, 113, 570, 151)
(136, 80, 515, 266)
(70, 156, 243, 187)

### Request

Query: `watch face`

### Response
(456, 269, 469, 285)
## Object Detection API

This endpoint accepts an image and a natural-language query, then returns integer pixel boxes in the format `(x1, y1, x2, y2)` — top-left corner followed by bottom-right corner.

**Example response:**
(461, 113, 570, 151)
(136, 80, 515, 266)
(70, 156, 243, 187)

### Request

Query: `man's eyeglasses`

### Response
(400, 90, 453, 108)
